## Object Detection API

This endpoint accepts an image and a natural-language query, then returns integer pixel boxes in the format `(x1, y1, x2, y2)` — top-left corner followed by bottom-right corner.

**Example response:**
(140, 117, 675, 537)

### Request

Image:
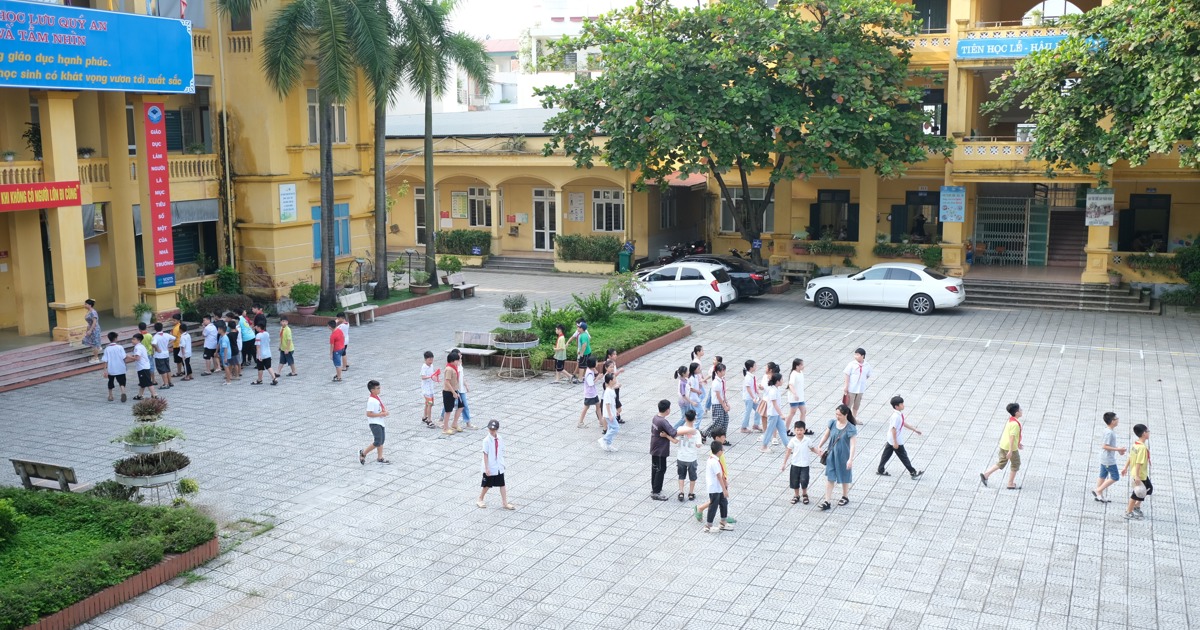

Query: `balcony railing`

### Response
(228, 33, 253, 54)
(960, 22, 1069, 40)
(78, 158, 110, 185)
(193, 29, 212, 54)
(0, 161, 44, 185)
(954, 138, 1031, 160)
(128, 155, 219, 182)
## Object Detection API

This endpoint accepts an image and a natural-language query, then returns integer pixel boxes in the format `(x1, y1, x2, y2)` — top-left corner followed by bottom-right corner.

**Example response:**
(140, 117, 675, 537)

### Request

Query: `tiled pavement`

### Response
(2, 269, 1199, 629)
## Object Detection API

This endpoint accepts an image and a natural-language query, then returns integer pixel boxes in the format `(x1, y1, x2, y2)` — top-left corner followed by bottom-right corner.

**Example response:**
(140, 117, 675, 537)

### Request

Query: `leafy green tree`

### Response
(536, 0, 950, 264)
(218, 0, 391, 310)
(369, 0, 399, 300)
(985, 0, 1200, 179)
(393, 0, 492, 288)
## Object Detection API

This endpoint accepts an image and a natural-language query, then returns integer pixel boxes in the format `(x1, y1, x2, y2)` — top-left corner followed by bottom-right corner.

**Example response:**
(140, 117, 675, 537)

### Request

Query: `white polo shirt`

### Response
(889, 410, 906, 447)
(844, 360, 872, 394)
(102, 343, 127, 376)
(482, 434, 506, 475)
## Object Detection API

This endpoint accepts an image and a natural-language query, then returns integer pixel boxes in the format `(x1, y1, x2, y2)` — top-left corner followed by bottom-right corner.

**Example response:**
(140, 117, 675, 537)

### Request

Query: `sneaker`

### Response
(608, 444, 619, 452)
(1093, 490, 1103, 502)
(1124, 512, 1137, 520)
(725, 517, 737, 524)
(719, 522, 734, 531)
(910, 470, 924, 479)
(771, 437, 780, 446)
(703, 525, 715, 533)
(758, 446, 770, 453)
(596, 437, 607, 451)
(650, 494, 669, 501)
(1133, 507, 1144, 518)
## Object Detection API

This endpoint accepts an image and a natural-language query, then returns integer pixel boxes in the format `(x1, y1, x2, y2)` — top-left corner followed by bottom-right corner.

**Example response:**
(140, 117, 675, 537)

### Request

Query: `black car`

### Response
(680, 255, 771, 298)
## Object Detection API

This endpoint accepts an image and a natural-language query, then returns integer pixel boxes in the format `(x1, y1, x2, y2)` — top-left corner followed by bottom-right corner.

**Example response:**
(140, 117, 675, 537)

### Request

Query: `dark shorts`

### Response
(583, 396, 599, 406)
(555, 359, 565, 371)
(154, 358, 171, 374)
(341, 344, 349, 356)
(172, 347, 182, 363)
(578, 353, 591, 366)
(677, 460, 697, 481)
(442, 390, 461, 413)
(279, 351, 294, 366)
(256, 358, 272, 370)
(614, 387, 622, 409)
(203, 347, 216, 360)
(481, 473, 506, 488)
(137, 369, 153, 388)
(1131, 477, 1153, 502)
(107, 374, 127, 389)
(789, 465, 811, 490)
(369, 423, 385, 447)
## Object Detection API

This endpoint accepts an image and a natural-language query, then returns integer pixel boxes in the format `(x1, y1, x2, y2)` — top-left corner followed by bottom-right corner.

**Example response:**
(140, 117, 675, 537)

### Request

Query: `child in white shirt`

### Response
(781, 420, 820, 504)
(420, 351, 439, 428)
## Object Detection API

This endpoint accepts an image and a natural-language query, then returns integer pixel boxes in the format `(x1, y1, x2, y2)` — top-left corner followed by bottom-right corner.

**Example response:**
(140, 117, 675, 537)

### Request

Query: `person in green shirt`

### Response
(980, 402, 1024, 490)
(278, 317, 297, 376)
(568, 321, 592, 384)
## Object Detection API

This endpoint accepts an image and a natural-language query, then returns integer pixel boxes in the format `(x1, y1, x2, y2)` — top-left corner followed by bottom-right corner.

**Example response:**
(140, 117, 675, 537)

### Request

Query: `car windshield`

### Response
(711, 268, 732, 283)
(923, 268, 948, 280)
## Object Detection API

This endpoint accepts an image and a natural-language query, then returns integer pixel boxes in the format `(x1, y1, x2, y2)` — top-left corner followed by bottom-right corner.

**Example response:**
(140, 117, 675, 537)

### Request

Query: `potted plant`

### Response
(113, 452, 192, 487)
(22, 123, 41, 160)
(76, 147, 96, 159)
(493, 330, 540, 350)
(499, 293, 531, 330)
(1107, 269, 1122, 287)
(185, 142, 207, 155)
(438, 254, 464, 282)
(920, 245, 943, 268)
(289, 280, 320, 316)
(133, 301, 154, 325)
(386, 258, 410, 290)
(113, 424, 184, 455)
(131, 397, 169, 423)
(336, 267, 355, 290)
(2, 150, 15, 162)
(408, 270, 431, 295)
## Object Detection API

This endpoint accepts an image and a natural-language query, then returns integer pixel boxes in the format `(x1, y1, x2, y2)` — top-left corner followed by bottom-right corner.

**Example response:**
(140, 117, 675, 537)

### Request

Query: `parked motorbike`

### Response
(729, 248, 745, 260)
(687, 240, 708, 255)
(656, 243, 688, 266)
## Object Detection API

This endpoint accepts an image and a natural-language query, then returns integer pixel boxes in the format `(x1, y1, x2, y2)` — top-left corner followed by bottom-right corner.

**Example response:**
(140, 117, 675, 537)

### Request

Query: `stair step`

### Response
(964, 297, 1159, 314)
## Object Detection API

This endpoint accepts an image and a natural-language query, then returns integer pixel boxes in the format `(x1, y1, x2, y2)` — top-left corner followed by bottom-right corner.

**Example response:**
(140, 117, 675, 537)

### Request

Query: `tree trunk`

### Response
(423, 91, 439, 288)
(372, 97, 389, 300)
(318, 98, 338, 312)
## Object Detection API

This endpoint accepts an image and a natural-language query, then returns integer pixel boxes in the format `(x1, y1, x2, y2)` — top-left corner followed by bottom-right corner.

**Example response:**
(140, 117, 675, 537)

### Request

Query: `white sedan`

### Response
(804, 262, 965, 315)
(630, 261, 737, 315)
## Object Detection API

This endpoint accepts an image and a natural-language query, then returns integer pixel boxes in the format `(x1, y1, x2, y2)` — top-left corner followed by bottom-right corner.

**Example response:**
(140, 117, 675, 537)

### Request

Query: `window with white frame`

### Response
(660, 190, 678, 230)
(468, 187, 493, 227)
(720, 187, 774, 233)
(414, 187, 427, 245)
(307, 89, 348, 145)
(593, 189, 624, 232)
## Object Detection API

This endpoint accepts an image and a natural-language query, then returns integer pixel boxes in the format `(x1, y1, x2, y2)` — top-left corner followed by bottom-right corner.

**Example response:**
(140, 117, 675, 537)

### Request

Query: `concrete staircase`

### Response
(1047, 210, 1087, 268)
(962, 278, 1159, 315)
(483, 255, 556, 274)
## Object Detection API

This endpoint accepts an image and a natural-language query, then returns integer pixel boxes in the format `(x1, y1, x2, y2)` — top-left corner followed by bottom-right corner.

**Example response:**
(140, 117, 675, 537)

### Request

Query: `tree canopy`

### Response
(985, 0, 1200, 178)
(536, 0, 951, 258)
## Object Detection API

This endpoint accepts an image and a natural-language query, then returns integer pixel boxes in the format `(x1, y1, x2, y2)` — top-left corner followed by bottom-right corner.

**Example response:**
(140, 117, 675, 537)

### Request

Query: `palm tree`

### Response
(368, 0, 399, 300)
(393, 0, 492, 288)
(218, 0, 391, 311)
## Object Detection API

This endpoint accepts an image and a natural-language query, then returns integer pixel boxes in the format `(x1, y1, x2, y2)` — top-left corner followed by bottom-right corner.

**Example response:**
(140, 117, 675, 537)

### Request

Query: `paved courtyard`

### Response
(3, 269, 1199, 629)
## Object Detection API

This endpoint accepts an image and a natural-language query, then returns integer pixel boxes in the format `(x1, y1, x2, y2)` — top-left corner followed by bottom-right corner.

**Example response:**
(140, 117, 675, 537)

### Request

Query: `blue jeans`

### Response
(741, 399, 758, 429)
(674, 403, 694, 429)
(459, 392, 471, 423)
(604, 417, 619, 446)
(762, 415, 787, 447)
(701, 386, 711, 413)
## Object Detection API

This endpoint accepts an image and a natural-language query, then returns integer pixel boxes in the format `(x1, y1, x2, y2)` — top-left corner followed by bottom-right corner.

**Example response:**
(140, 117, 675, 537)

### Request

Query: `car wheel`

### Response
(731, 287, 740, 302)
(718, 301, 729, 310)
(625, 295, 643, 311)
(814, 288, 838, 309)
(909, 293, 934, 315)
(695, 297, 717, 315)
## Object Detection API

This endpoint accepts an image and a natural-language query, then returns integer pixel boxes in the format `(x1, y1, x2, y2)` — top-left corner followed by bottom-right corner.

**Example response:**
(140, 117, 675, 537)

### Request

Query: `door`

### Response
(884, 267, 922, 307)
(676, 266, 707, 308)
(415, 187, 427, 246)
(890, 204, 910, 243)
(533, 188, 556, 251)
(642, 266, 678, 306)
(846, 267, 888, 305)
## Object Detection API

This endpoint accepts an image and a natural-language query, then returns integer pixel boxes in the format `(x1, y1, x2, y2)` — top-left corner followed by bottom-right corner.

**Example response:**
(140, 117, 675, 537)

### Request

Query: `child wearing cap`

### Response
(478, 420, 514, 510)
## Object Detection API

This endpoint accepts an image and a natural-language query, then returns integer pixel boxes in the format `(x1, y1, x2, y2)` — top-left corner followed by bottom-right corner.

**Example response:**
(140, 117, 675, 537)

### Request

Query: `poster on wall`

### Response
(939, 186, 966, 223)
(278, 183, 297, 223)
(144, 102, 175, 289)
(568, 192, 585, 222)
(451, 192, 469, 219)
(1084, 188, 1115, 226)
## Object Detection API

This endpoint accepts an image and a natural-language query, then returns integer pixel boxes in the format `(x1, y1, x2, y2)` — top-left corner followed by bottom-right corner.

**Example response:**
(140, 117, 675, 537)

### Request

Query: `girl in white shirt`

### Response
(741, 360, 762, 433)
(785, 358, 808, 431)
(703, 363, 731, 441)
(760, 373, 787, 452)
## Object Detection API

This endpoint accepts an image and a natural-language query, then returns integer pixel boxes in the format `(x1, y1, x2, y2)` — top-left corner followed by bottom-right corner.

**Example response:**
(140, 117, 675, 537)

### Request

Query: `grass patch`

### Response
(0, 488, 216, 630)
(178, 570, 207, 585)
(314, 285, 450, 317)
(528, 311, 685, 368)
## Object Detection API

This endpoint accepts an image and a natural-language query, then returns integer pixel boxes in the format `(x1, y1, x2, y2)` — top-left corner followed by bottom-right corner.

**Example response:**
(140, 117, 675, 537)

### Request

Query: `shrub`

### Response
(921, 245, 943, 268)
(288, 281, 320, 306)
(409, 270, 430, 285)
(194, 293, 253, 318)
(499, 312, 533, 324)
(438, 255, 464, 274)
(114, 425, 184, 446)
(531, 301, 583, 341)
(571, 286, 619, 323)
(1175, 243, 1200, 279)
(435, 229, 491, 255)
(215, 265, 241, 294)
(131, 397, 168, 421)
(605, 272, 645, 306)
(113, 452, 191, 477)
(0, 499, 24, 548)
(503, 294, 528, 312)
(87, 480, 142, 503)
(177, 478, 199, 496)
(555, 234, 622, 262)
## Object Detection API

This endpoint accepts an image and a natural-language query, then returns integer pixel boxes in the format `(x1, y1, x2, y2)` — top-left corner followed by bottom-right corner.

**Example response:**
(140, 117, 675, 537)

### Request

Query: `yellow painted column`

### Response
(36, 91, 91, 343)
(8, 211, 49, 335)
(101, 91, 139, 317)
(490, 187, 502, 256)
(857, 169, 878, 268)
(131, 94, 178, 316)
(940, 168, 967, 277)
(553, 188, 563, 262)
(1081, 226, 1112, 284)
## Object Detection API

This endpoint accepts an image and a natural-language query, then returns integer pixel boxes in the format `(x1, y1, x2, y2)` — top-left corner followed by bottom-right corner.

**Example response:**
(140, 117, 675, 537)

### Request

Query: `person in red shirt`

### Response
(328, 319, 345, 382)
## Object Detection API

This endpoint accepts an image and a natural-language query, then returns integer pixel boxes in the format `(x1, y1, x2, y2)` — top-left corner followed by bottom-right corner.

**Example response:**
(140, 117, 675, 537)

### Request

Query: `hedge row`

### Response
(435, 229, 492, 256)
(555, 234, 622, 262)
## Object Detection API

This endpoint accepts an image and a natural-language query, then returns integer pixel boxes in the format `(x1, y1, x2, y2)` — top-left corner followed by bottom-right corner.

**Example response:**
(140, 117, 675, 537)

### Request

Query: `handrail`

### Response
(972, 18, 1062, 28)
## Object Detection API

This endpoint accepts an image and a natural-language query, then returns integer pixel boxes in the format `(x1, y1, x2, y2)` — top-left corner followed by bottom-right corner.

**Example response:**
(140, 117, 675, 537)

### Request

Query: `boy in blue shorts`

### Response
(1092, 412, 1125, 502)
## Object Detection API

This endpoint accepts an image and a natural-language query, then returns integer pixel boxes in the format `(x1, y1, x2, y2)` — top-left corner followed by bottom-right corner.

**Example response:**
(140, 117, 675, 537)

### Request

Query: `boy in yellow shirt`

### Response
(980, 402, 1024, 490)
(1122, 424, 1152, 520)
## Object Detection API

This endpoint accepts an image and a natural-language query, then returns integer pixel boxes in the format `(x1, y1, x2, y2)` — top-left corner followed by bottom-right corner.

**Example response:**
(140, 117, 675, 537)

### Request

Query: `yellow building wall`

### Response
(0, 219, 15, 329)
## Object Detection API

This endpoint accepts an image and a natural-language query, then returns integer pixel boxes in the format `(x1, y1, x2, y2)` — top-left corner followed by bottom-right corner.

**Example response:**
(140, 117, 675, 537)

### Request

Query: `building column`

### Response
(101, 91, 139, 317)
(490, 187, 502, 256)
(131, 94, 179, 316)
(8, 212, 49, 335)
(857, 169, 878, 266)
(553, 188, 564, 250)
(1081, 225, 1112, 284)
(36, 91, 91, 343)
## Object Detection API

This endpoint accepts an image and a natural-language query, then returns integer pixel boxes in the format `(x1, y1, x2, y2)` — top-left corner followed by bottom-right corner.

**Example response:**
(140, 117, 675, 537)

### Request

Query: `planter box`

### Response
(494, 339, 540, 351)
(123, 439, 177, 455)
(554, 259, 614, 274)
(768, 281, 791, 294)
(283, 289, 451, 326)
(540, 324, 693, 372)
(498, 320, 532, 330)
(115, 464, 189, 488)
(456, 254, 487, 267)
(24, 537, 219, 630)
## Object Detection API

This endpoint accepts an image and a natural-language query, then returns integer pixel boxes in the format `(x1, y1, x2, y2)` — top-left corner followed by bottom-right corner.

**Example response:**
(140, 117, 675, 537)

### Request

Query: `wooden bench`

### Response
(337, 290, 377, 326)
(447, 272, 478, 299)
(449, 331, 497, 361)
(781, 261, 817, 285)
(11, 458, 94, 493)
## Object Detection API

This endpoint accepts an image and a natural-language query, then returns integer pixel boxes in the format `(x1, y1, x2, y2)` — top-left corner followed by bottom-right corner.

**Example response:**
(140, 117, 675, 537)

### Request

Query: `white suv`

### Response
(630, 262, 737, 315)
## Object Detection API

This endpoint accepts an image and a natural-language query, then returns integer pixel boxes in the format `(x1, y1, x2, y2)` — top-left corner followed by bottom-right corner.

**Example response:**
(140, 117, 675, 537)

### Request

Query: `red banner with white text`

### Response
(144, 103, 175, 289)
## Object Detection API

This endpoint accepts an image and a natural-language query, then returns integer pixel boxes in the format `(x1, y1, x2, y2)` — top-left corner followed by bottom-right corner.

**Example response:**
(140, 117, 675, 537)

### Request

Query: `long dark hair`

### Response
(687, 362, 701, 378)
(691, 345, 703, 361)
(673, 365, 688, 379)
(791, 358, 803, 372)
(710, 355, 724, 380)
(743, 359, 755, 376)
(835, 403, 858, 425)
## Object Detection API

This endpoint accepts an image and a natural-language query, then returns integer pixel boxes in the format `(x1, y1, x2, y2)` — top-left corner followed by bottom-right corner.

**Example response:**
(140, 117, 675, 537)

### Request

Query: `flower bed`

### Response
(528, 310, 688, 371)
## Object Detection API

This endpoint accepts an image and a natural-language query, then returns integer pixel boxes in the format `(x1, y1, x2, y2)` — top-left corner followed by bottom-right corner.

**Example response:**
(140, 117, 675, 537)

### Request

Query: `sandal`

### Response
(132, 395, 144, 400)
(678, 492, 685, 502)
(332, 377, 342, 382)
(422, 417, 436, 428)
(376, 459, 391, 464)
(358, 450, 365, 465)
(838, 496, 850, 506)
(251, 380, 262, 385)
(270, 378, 279, 386)
(504, 504, 516, 510)
(802, 495, 810, 505)
(790, 496, 800, 504)
(687, 493, 695, 501)
(818, 501, 831, 511)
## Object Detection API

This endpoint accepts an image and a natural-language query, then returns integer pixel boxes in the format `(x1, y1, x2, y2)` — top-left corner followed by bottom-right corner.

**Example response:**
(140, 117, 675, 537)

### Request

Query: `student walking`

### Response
(252, 323, 278, 385)
(101, 331, 130, 402)
(453, 358, 475, 430)
(178, 323, 194, 381)
(137, 322, 156, 385)
(876, 395, 924, 479)
(569, 321, 592, 383)
(278, 317, 297, 377)
(759, 373, 786, 453)
(785, 358, 808, 430)
(358, 379, 391, 464)
(674, 409, 702, 500)
(328, 319, 345, 382)
(170, 314, 185, 377)
(131, 333, 158, 400)
(224, 313, 242, 379)
(649, 399, 676, 501)
(843, 348, 872, 418)
(336, 313, 351, 371)
(478, 420, 515, 509)
(552, 324, 570, 384)
(1122, 424, 1152, 520)
(979, 403, 1025, 490)
(201, 315, 219, 375)
(83, 299, 102, 364)
(673, 365, 692, 428)
(419, 351, 439, 428)
(1093, 412, 1125, 502)
(815, 404, 859, 511)
(703, 363, 731, 443)
(238, 309, 255, 367)
(605, 349, 624, 423)
(216, 321, 233, 385)
(440, 351, 464, 434)
(781, 421, 819, 504)
(597, 373, 621, 452)
(577, 358, 603, 430)
(675, 362, 704, 429)
(151, 323, 175, 389)
(740, 360, 762, 433)
(703, 442, 733, 533)
(690, 346, 709, 417)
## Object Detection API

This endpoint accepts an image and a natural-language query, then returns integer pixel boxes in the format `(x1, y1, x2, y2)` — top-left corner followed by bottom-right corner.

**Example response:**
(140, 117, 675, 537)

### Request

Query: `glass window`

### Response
(468, 186, 492, 227)
(414, 187, 427, 245)
(811, 190, 854, 241)
(711, 268, 731, 283)
(860, 268, 889, 280)
(720, 187, 775, 233)
(311, 203, 351, 259)
(923, 268, 947, 279)
(592, 189, 624, 232)
(886, 268, 920, 281)
(307, 90, 347, 145)
(679, 268, 704, 281)
(647, 268, 677, 283)
(660, 190, 677, 230)
(230, 9, 251, 31)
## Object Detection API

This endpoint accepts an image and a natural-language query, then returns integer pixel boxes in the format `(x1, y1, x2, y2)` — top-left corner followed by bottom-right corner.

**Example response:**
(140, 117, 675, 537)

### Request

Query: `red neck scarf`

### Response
(1010, 417, 1022, 449)
(370, 394, 386, 414)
